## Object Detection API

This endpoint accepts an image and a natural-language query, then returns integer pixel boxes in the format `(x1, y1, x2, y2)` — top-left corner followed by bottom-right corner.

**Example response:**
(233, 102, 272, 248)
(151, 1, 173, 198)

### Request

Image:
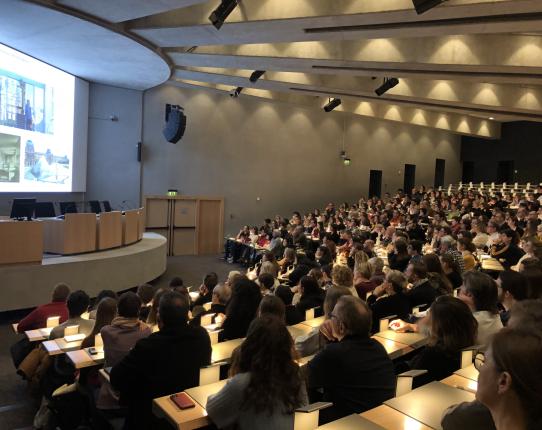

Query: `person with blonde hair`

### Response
(331, 264, 359, 298)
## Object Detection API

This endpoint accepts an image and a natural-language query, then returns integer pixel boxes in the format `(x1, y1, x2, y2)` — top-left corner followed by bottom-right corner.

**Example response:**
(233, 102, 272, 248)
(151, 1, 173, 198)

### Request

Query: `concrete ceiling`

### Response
(4, 0, 542, 137)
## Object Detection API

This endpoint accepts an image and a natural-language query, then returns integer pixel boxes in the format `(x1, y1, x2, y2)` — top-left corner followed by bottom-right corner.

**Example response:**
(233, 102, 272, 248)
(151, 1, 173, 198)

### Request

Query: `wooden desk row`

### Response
(154, 371, 477, 430)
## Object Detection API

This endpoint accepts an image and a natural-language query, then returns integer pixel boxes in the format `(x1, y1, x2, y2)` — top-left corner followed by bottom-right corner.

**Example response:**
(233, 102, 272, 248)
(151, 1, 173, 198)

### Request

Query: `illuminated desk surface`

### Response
(373, 330, 427, 349)
(317, 413, 385, 429)
(384, 381, 475, 430)
(362, 405, 432, 430)
(301, 316, 325, 328)
(288, 322, 314, 339)
(211, 338, 243, 363)
(42, 338, 83, 356)
(66, 348, 104, 369)
(454, 364, 479, 382)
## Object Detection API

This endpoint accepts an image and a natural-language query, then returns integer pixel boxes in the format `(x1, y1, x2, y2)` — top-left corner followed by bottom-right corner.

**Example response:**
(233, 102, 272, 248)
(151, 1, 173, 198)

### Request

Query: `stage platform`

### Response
(0, 233, 167, 312)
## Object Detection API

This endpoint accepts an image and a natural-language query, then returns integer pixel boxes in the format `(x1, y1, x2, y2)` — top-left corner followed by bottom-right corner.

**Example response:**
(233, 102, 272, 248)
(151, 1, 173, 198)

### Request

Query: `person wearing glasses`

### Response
(306, 296, 395, 424)
(475, 328, 542, 430)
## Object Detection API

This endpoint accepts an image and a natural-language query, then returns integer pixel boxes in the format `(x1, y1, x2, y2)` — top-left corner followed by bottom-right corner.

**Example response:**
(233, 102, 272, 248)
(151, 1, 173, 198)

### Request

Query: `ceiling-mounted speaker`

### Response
(163, 104, 187, 144)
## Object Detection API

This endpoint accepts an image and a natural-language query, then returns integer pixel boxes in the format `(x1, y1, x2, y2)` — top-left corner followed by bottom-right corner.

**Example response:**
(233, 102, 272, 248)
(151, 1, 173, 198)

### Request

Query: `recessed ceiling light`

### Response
(489, 117, 495, 120)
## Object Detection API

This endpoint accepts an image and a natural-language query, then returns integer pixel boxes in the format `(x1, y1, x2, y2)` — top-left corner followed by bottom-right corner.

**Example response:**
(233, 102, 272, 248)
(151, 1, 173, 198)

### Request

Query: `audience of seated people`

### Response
(10, 186, 542, 429)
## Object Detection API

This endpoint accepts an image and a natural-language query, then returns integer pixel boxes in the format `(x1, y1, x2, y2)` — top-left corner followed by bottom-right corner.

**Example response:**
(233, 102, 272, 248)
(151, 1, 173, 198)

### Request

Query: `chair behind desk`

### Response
(88, 200, 101, 214)
(59, 201, 78, 215)
(102, 201, 112, 212)
(35, 202, 56, 218)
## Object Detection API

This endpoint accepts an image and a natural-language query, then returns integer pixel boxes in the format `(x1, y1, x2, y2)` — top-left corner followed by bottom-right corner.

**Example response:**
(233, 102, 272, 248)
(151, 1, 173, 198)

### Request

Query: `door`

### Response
(497, 160, 514, 184)
(404, 164, 416, 195)
(368, 170, 382, 198)
(434, 159, 445, 188)
(462, 161, 474, 183)
(197, 200, 223, 254)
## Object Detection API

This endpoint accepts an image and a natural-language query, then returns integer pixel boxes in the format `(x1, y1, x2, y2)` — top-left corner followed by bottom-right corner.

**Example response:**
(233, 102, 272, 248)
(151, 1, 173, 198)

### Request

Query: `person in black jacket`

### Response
(388, 238, 411, 273)
(367, 270, 410, 333)
(490, 229, 525, 270)
(307, 296, 395, 424)
(192, 272, 219, 308)
(404, 262, 439, 310)
(110, 291, 211, 430)
(295, 275, 324, 319)
(275, 285, 304, 325)
(288, 253, 319, 286)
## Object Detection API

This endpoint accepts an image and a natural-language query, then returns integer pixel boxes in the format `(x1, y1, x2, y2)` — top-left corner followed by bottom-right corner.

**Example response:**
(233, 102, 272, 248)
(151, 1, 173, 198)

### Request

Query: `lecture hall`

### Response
(1, 1, 541, 429)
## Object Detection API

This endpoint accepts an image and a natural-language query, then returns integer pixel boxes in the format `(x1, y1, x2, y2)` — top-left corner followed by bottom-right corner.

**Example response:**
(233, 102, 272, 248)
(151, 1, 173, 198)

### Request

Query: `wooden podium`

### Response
(144, 196, 223, 256)
(0, 220, 43, 264)
(97, 211, 122, 250)
(42, 213, 97, 255)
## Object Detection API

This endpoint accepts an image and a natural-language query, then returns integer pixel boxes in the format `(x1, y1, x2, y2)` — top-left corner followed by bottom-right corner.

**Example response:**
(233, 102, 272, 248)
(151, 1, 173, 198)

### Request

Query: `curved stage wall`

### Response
(0, 233, 167, 312)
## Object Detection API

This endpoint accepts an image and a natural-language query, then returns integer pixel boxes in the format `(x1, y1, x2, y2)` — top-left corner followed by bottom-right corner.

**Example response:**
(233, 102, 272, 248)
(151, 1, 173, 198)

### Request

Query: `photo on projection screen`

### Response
(0, 43, 76, 192)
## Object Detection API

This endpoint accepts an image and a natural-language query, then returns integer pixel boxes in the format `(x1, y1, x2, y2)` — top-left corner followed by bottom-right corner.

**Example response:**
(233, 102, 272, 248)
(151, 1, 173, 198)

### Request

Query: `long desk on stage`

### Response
(0, 232, 167, 312)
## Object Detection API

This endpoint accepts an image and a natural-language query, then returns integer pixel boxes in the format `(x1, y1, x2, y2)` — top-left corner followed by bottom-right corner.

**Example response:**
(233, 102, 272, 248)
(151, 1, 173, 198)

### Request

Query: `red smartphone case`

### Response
(170, 393, 196, 410)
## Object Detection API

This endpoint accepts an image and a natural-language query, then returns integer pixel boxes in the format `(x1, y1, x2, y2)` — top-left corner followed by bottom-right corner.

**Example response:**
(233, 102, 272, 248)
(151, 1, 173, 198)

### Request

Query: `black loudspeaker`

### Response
(163, 105, 187, 144)
(137, 142, 142, 162)
(412, 0, 446, 14)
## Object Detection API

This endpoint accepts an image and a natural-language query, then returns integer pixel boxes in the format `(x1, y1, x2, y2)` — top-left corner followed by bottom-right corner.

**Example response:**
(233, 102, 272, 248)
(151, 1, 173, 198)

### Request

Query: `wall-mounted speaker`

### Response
(163, 104, 187, 144)
(137, 142, 142, 162)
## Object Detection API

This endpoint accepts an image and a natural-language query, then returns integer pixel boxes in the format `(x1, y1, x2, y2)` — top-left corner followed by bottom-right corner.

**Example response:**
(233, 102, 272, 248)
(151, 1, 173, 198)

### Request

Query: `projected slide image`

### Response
(0, 69, 54, 135)
(0, 132, 21, 183)
(24, 140, 70, 184)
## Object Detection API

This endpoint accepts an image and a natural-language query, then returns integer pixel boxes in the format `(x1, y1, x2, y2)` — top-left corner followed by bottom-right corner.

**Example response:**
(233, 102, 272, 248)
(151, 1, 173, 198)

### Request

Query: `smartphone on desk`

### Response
(170, 393, 196, 410)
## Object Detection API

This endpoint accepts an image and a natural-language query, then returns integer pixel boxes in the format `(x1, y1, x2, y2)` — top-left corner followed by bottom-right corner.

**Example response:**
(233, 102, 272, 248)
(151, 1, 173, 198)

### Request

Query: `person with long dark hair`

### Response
(207, 315, 307, 429)
(219, 276, 261, 341)
(408, 296, 477, 382)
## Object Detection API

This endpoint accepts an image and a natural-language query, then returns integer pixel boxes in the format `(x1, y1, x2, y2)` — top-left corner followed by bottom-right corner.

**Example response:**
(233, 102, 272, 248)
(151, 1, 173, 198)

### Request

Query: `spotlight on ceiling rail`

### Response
(209, 0, 238, 30)
(375, 78, 399, 96)
(249, 70, 266, 83)
(412, 0, 447, 15)
(229, 87, 243, 98)
(323, 98, 341, 112)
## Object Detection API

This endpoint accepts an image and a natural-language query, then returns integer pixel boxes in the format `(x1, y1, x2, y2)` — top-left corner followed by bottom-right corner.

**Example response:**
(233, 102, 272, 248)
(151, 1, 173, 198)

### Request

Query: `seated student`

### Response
(404, 263, 439, 310)
(295, 286, 351, 358)
(490, 229, 525, 270)
(97, 292, 152, 412)
(476, 328, 542, 430)
(496, 271, 528, 325)
(353, 261, 377, 298)
(219, 276, 261, 341)
(522, 267, 542, 299)
(146, 287, 169, 327)
(81, 297, 117, 349)
(207, 316, 308, 430)
(110, 291, 211, 430)
(274, 285, 304, 326)
(258, 295, 286, 321)
(331, 264, 359, 298)
(388, 238, 411, 272)
(367, 270, 410, 333)
(288, 251, 319, 286)
(89, 290, 118, 319)
(442, 298, 542, 430)
(192, 272, 219, 308)
(368, 257, 386, 286)
(191, 283, 231, 326)
(407, 296, 477, 382)
(440, 254, 463, 290)
(50, 290, 94, 339)
(136, 283, 154, 322)
(295, 276, 324, 319)
(257, 272, 275, 296)
(459, 272, 503, 347)
(17, 283, 70, 333)
(307, 296, 395, 424)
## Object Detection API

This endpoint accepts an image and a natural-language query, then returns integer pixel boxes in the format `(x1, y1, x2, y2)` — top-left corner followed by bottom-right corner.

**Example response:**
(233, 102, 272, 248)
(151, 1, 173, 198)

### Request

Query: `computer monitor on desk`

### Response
(10, 198, 36, 221)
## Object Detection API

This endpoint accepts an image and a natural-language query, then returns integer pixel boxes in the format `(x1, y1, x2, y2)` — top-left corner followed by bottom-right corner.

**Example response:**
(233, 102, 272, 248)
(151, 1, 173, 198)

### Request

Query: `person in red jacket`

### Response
(16, 283, 70, 333)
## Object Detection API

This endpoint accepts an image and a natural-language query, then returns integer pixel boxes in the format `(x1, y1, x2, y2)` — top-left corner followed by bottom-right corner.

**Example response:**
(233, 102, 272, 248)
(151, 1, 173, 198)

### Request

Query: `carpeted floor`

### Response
(0, 254, 241, 429)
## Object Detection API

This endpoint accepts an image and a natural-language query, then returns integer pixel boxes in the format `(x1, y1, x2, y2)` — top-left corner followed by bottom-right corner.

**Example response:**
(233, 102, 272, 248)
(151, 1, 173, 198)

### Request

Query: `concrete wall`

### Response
(142, 85, 461, 234)
(461, 121, 542, 183)
(86, 83, 142, 210)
